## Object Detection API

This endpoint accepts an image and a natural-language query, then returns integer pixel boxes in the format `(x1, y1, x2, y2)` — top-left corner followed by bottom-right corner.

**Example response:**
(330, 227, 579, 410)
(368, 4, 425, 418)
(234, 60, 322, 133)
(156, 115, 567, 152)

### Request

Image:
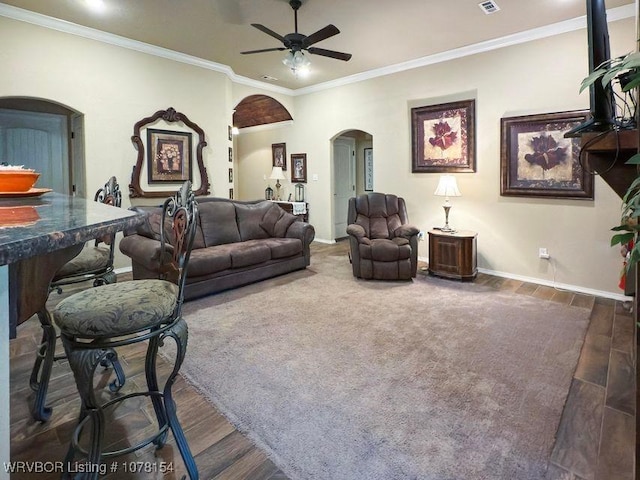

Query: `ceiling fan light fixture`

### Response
(282, 50, 311, 76)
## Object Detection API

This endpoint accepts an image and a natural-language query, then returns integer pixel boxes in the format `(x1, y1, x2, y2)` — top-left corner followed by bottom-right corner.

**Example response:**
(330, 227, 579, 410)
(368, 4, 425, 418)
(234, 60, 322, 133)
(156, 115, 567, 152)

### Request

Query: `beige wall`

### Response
(234, 17, 635, 297)
(0, 16, 234, 268)
(0, 12, 634, 297)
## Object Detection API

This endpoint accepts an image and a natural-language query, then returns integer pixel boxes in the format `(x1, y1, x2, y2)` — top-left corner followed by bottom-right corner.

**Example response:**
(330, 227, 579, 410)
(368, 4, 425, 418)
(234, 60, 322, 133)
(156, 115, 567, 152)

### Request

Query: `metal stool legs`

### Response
(60, 318, 198, 479)
(29, 309, 126, 423)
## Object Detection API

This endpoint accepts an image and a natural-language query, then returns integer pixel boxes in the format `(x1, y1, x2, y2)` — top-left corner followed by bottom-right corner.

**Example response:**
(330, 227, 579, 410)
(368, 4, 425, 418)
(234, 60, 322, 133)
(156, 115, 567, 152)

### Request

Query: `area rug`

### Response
(180, 250, 590, 480)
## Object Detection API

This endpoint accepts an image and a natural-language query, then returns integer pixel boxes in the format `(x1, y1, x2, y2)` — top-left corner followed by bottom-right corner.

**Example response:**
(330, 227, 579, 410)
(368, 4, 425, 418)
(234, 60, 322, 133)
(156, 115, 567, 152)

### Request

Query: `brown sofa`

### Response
(119, 197, 315, 300)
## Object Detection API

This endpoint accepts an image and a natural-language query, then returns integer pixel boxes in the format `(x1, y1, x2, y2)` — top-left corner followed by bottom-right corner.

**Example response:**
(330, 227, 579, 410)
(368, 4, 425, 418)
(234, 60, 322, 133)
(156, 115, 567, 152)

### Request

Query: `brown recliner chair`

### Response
(347, 192, 420, 280)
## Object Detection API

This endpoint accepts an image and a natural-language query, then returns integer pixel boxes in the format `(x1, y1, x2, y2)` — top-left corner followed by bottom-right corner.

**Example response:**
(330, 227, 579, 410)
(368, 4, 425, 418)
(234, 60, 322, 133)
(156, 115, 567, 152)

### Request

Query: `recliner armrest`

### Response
(394, 224, 420, 239)
(346, 224, 371, 245)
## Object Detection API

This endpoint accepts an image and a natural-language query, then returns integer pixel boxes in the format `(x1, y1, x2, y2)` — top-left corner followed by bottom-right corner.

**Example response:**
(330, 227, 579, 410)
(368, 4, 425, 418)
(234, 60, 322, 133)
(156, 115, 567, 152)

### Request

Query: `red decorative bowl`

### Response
(0, 171, 40, 192)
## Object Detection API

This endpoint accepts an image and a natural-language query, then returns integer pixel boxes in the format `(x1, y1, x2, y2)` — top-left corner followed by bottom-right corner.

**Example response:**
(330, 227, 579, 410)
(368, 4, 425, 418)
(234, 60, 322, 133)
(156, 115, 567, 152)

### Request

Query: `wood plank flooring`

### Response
(8, 240, 635, 479)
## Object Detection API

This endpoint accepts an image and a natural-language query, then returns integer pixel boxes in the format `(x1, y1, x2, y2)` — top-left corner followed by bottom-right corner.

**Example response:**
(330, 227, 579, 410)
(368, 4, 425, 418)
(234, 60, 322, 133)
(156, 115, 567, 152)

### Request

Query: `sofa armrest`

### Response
(119, 234, 172, 272)
(394, 224, 420, 239)
(285, 221, 315, 247)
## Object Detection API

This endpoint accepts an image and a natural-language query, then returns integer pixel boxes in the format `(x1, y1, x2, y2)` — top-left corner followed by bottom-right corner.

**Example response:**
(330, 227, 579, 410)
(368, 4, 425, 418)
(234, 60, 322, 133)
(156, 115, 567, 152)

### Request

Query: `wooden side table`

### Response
(428, 229, 477, 281)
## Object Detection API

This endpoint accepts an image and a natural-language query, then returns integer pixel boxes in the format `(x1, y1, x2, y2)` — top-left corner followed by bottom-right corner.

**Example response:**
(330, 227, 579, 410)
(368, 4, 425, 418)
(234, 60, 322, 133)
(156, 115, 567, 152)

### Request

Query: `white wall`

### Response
(0, 16, 234, 268)
(234, 17, 636, 296)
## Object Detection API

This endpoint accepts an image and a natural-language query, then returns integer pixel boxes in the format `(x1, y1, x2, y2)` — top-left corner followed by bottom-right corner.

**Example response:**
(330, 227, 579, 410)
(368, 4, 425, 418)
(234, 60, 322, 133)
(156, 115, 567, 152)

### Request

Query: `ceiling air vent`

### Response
(261, 75, 278, 81)
(478, 0, 500, 14)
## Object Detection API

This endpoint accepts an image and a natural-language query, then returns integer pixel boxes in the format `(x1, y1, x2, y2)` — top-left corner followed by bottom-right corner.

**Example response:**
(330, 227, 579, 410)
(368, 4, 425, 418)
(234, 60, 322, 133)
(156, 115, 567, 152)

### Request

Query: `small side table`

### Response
(428, 229, 478, 281)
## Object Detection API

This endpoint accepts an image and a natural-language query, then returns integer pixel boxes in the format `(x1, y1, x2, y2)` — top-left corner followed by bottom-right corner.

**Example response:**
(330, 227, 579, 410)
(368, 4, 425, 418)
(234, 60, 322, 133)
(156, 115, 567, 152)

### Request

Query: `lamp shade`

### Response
(270, 166, 286, 181)
(434, 175, 461, 197)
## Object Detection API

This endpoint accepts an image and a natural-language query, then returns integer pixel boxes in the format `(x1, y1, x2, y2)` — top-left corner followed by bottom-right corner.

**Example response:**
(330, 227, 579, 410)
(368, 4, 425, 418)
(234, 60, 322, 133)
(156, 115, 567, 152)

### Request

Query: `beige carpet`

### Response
(180, 249, 590, 480)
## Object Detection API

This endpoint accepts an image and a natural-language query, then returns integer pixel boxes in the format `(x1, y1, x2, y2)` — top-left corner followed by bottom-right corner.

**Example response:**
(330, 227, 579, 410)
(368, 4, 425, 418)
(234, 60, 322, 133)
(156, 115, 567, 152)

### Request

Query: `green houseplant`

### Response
(579, 51, 640, 267)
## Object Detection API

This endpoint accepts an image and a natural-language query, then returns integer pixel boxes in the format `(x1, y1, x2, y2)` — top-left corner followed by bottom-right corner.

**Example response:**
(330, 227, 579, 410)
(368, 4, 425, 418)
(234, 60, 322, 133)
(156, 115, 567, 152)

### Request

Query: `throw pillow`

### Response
(260, 204, 284, 237)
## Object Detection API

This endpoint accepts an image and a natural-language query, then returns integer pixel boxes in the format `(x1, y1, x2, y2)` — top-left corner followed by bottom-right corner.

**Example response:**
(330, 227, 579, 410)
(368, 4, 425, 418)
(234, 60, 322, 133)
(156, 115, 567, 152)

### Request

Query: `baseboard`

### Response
(313, 238, 337, 245)
(417, 256, 631, 302)
(114, 266, 133, 275)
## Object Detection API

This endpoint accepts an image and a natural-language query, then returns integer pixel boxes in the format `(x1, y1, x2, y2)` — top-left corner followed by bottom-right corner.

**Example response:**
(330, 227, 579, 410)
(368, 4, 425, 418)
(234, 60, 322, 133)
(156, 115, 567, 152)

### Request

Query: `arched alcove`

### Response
(0, 97, 85, 196)
(233, 95, 292, 129)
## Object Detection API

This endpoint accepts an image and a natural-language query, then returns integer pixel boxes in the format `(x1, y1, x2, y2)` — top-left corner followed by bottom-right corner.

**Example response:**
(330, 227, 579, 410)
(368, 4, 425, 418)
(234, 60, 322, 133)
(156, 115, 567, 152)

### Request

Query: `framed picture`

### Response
(500, 110, 593, 199)
(228, 168, 233, 183)
(229, 188, 234, 200)
(272, 143, 287, 171)
(146, 128, 192, 184)
(411, 99, 475, 173)
(229, 146, 233, 162)
(291, 153, 307, 183)
(364, 148, 373, 191)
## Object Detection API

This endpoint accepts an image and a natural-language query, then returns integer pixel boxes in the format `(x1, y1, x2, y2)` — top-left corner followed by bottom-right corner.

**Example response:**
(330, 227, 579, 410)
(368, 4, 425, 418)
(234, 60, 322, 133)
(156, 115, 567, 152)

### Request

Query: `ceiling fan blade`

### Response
(307, 47, 352, 62)
(241, 47, 287, 55)
(302, 24, 340, 48)
(251, 24, 286, 43)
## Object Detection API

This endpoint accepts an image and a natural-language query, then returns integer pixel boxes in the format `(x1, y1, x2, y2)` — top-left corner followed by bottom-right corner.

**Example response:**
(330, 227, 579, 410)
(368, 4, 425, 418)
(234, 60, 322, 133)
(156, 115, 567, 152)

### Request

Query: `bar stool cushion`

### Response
(52, 245, 111, 280)
(53, 280, 178, 338)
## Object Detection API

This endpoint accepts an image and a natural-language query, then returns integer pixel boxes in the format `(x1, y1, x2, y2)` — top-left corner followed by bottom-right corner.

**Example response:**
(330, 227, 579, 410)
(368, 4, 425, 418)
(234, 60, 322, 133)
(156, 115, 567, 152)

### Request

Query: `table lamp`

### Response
(434, 175, 461, 233)
(270, 166, 286, 201)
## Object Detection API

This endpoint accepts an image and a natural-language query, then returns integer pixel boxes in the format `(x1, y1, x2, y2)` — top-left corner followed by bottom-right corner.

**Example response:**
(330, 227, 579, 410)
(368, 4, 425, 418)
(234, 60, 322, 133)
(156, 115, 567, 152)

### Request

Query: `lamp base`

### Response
(440, 204, 455, 233)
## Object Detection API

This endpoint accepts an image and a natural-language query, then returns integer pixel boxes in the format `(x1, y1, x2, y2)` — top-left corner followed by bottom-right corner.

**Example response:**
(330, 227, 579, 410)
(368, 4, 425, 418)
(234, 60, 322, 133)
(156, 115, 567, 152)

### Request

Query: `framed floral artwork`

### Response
(411, 100, 475, 173)
(291, 153, 307, 183)
(272, 143, 287, 171)
(146, 128, 192, 184)
(500, 110, 593, 199)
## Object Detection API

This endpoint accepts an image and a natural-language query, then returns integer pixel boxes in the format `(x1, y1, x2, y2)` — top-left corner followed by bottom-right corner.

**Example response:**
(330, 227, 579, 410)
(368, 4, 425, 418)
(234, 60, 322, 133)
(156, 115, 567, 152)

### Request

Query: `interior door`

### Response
(333, 136, 355, 239)
(0, 109, 69, 193)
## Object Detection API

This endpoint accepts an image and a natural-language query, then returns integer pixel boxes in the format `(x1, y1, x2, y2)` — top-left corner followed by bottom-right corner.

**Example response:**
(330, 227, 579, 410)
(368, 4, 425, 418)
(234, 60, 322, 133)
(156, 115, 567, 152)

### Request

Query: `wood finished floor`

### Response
(9, 240, 636, 479)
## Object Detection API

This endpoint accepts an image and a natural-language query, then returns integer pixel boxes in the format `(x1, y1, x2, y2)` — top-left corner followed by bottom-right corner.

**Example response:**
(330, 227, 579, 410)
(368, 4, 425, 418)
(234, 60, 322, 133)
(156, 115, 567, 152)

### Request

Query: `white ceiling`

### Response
(0, 0, 635, 91)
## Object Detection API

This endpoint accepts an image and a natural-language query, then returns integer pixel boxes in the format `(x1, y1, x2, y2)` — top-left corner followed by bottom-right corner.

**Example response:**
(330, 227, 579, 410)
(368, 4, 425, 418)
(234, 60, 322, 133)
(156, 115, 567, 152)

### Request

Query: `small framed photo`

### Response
(364, 148, 373, 191)
(500, 110, 593, 199)
(229, 188, 234, 199)
(411, 99, 475, 173)
(146, 129, 192, 184)
(291, 153, 307, 183)
(272, 143, 287, 171)
(229, 147, 233, 162)
(228, 125, 232, 141)
(228, 168, 233, 183)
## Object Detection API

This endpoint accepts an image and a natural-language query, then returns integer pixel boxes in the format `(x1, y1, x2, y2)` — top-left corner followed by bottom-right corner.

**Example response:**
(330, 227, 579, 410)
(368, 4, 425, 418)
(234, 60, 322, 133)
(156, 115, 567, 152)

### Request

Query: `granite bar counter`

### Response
(0, 192, 145, 479)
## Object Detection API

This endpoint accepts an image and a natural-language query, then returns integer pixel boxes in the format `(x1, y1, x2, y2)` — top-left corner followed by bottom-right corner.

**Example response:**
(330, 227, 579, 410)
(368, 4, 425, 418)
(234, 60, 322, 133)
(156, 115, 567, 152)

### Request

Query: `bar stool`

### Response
(30, 177, 125, 422)
(52, 182, 199, 479)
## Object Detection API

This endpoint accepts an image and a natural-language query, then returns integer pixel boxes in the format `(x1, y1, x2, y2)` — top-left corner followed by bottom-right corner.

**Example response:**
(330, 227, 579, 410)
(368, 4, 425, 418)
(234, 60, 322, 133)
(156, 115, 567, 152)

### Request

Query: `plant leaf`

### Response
(611, 232, 635, 246)
(625, 153, 640, 165)
(622, 74, 640, 92)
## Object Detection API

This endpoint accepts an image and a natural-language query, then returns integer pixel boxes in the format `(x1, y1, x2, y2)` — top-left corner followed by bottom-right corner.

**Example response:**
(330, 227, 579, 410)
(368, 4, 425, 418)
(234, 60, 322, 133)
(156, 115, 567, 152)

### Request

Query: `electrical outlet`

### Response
(538, 247, 550, 259)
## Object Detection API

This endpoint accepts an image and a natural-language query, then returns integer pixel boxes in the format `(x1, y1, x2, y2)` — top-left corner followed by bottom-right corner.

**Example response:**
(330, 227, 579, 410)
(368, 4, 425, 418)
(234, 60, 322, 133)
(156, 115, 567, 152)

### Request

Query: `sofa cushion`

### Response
(260, 204, 299, 238)
(230, 240, 271, 268)
(187, 245, 233, 277)
(236, 202, 272, 241)
(198, 201, 241, 247)
(261, 238, 303, 259)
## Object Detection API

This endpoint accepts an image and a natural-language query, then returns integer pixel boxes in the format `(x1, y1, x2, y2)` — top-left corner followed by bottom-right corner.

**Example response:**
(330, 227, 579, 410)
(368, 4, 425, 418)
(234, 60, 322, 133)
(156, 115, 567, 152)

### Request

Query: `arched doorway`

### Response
(331, 129, 373, 240)
(0, 97, 85, 197)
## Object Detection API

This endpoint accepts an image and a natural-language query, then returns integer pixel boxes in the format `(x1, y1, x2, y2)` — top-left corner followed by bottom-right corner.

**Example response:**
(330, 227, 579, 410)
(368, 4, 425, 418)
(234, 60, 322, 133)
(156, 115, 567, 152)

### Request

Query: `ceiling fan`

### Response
(241, 0, 352, 72)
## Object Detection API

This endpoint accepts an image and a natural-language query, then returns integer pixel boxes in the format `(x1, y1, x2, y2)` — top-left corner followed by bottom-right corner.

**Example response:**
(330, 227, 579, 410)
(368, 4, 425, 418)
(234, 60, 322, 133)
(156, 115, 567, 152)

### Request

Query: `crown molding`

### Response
(293, 3, 636, 96)
(0, 3, 294, 96)
(0, 3, 635, 98)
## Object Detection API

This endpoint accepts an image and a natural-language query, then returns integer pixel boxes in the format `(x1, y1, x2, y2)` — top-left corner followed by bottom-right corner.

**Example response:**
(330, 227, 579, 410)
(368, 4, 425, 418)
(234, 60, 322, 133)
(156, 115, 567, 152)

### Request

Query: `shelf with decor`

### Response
(273, 201, 309, 223)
